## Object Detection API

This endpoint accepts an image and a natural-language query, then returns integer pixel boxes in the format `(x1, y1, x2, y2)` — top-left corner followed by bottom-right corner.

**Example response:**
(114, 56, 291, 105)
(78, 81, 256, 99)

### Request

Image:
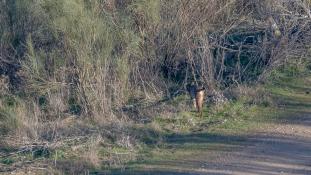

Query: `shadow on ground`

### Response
(93, 130, 311, 175)
(96, 77, 311, 175)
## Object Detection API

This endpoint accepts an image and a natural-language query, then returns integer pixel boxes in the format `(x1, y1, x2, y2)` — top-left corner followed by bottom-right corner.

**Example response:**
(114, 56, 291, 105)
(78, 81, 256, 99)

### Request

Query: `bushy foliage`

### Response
(0, 1, 311, 170)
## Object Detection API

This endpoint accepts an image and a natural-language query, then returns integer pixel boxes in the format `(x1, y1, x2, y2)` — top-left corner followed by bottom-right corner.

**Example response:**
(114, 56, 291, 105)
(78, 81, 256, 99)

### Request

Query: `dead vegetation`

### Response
(1, 0, 311, 173)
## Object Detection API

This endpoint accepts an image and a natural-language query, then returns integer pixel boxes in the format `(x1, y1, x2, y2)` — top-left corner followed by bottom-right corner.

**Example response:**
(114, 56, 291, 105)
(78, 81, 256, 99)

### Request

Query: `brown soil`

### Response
(109, 111, 311, 175)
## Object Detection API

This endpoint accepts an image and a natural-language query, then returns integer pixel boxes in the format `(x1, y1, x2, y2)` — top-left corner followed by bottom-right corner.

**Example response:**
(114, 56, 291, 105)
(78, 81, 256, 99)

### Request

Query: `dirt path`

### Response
(196, 116, 311, 175)
(108, 111, 311, 175)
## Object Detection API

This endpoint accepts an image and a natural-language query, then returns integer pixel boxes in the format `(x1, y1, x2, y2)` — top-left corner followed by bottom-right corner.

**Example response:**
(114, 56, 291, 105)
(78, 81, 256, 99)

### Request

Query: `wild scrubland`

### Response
(1, 0, 311, 174)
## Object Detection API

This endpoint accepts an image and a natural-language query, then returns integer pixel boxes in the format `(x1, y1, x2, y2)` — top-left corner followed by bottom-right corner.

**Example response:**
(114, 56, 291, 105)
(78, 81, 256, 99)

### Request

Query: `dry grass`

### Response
(1, 0, 311, 173)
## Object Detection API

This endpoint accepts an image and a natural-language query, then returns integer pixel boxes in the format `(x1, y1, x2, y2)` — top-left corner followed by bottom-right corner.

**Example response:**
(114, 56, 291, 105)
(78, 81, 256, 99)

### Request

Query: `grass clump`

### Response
(1, 0, 311, 173)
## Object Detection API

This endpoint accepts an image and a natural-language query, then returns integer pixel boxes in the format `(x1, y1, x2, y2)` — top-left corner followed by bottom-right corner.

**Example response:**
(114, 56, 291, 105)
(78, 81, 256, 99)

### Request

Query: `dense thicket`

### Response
(1, 0, 311, 138)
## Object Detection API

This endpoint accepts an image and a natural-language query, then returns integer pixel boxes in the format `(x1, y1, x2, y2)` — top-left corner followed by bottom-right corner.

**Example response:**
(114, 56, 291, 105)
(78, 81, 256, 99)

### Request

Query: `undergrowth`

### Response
(1, 0, 311, 174)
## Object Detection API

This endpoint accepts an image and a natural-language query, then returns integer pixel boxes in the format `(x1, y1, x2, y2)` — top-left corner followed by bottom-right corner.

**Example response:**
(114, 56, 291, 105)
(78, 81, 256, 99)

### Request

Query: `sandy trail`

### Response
(110, 108, 311, 175)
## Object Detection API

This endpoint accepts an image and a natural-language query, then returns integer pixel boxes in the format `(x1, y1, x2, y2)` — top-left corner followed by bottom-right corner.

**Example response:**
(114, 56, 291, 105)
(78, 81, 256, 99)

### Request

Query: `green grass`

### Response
(103, 70, 311, 173)
(103, 101, 274, 173)
(5, 70, 310, 174)
(2, 61, 310, 174)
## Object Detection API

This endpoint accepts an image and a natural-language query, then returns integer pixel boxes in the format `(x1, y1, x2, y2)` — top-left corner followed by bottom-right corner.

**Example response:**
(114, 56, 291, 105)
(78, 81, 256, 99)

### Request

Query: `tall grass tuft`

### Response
(0, 0, 311, 172)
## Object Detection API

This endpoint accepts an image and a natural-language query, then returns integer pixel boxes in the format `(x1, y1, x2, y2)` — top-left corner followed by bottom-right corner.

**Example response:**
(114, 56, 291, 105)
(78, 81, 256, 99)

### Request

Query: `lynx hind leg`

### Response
(198, 105, 203, 117)
(196, 90, 205, 117)
(197, 101, 202, 114)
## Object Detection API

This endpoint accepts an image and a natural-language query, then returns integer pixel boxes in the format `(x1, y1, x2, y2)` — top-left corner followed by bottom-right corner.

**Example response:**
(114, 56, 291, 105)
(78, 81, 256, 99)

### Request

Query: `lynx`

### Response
(186, 84, 205, 117)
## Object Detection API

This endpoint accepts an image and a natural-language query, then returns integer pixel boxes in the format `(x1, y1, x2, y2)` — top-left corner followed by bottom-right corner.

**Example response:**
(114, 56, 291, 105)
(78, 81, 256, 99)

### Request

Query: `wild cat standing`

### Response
(186, 83, 205, 117)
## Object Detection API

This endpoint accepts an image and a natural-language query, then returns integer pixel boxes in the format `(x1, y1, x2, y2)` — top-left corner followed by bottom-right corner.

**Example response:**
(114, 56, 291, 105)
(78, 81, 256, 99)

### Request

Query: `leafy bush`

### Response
(0, 0, 311, 171)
